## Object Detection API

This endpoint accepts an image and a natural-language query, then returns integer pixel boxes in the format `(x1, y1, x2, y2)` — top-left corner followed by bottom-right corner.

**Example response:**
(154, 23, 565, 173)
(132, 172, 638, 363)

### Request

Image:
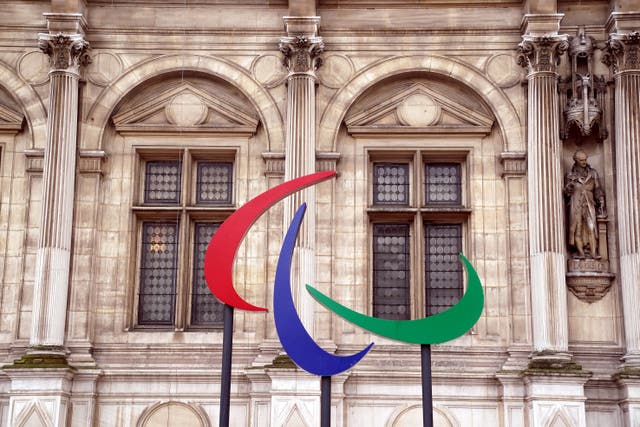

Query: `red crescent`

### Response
(204, 171, 336, 311)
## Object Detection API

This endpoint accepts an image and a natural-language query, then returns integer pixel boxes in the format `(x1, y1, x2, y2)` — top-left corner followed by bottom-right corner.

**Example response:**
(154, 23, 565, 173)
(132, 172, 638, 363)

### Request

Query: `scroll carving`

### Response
(517, 35, 569, 74)
(38, 33, 90, 74)
(602, 31, 640, 73)
(279, 35, 324, 76)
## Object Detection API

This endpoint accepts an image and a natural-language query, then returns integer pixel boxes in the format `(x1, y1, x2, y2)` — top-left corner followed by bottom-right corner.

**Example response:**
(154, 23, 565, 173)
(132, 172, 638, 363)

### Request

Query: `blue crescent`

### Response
(273, 203, 374, 376)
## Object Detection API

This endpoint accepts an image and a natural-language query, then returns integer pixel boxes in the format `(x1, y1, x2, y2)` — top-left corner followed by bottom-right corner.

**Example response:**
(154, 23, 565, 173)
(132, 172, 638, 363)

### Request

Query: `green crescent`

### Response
(305, 254, 484, 344)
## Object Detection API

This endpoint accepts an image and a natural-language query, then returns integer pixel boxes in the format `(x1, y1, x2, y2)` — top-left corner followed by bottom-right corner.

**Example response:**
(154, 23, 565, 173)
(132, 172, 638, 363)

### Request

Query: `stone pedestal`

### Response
(517, 27, 571, 360)
(4, 364, 74, 427)
(616, 375, 640, 427)
(523, 373, 590, 427)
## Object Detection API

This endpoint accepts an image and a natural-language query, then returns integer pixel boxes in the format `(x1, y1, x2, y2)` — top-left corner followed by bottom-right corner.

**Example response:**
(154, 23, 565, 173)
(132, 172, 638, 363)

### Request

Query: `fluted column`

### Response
(518, 35, 571, 361)
(279, 18, 324, 331)
(30, 32, 89, 351)
(603, 30, 640, 367)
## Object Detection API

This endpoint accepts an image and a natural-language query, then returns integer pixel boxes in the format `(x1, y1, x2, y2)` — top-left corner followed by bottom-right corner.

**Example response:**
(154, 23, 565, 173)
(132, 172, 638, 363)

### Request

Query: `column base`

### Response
(3, 352, 72, 370)
(527, 351, 582, 371)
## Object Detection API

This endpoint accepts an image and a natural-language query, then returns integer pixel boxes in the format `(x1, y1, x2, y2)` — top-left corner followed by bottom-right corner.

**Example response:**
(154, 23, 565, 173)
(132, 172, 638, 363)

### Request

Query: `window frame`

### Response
(129, 145, 237, 331)
(367, 147, 472, 320)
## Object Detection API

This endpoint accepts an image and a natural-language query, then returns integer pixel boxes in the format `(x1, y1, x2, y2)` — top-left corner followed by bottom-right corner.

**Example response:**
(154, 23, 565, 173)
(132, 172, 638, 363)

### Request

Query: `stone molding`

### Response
(279, 35, 324, 77)
(500, 152, 526, 177)
(38, 33, 90, 75)
(603, 31, 640, 74)
(517, 35, 569, 75)
(0, 103, 24, 134)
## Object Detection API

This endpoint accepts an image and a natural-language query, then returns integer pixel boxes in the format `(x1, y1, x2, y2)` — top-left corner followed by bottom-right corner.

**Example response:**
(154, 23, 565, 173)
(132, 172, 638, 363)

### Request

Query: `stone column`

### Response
(279, 17, 324, 331)
(30, 29, 89, 352)
(517, 33, 571, 363)
(603, 29, 640, 368)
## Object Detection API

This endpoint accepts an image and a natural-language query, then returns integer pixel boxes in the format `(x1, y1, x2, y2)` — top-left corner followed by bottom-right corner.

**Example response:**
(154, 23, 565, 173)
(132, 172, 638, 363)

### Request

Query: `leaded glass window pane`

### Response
(425, 224, 463, 316)
(373, 163, 409, 205)
(425, 163, 461, 206)
(191, 222, 224, 326)
(373, 224, 410, 320)
(144, 160, 182, 204)
(196, 162, 233, 204)
(138, 222, 179, 325)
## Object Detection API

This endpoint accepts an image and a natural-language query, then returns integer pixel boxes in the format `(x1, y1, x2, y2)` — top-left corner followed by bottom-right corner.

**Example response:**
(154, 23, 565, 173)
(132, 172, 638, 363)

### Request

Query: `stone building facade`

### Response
(0, 0, 639, 426)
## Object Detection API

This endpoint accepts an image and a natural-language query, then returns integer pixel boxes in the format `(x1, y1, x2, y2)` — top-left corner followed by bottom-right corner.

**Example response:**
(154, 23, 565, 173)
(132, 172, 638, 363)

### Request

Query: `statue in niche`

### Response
(564, 150, 605, 259)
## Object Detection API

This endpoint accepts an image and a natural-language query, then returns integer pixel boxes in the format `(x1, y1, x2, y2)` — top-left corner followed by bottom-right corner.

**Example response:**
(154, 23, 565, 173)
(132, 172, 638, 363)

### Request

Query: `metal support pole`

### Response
(421, 344, 434, 427)
(321, 375, 331, 427)
(219, 304, 234, 427)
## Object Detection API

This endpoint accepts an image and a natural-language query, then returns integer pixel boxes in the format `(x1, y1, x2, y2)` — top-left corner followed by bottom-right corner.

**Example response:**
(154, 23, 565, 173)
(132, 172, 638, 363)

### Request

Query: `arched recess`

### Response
(0, 60, 47, 147)
(82, 54, 284, 151)
(385, 404, 459, 427)
(136, 401, 210, 427)
(318, 55, 523, 153)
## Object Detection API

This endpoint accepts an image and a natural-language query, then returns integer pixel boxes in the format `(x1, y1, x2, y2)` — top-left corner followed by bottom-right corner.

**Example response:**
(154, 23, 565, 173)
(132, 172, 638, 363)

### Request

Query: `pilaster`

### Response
(517, 33, 572, 362)
(278, 17, 324, 332)
(603, 19, 640, 370)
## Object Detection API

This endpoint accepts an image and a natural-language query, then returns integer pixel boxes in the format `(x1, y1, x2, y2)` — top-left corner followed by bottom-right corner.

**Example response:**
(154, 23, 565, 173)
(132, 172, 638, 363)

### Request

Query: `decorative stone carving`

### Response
(317, 54, 353, 89)
(165, 92, 207, 126)
(559, 28, 608, 140)
(564, 150, 605, 259)
(18, 51, 50, 85)
(38, 33, 90, 74)
(86, 52, 122, 86)
(517, 35, 569, 74)
(485, 53, 522, 88)
(279, 35, 324, 76)
(602, 31, 640, 73)
(252, 54, 288, 88)
(396, 93, 441, 126)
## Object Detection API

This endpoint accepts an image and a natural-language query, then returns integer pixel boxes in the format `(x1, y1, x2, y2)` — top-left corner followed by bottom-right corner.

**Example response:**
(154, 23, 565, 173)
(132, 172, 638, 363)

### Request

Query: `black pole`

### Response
(219, 304, 234, 427)
(321, 375, 331, 427)
(421, 344, 434, 427)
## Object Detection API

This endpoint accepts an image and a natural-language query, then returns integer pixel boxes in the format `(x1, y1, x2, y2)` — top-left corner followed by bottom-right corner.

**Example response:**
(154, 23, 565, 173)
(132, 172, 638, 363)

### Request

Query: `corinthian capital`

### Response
(602, 31, 640, 74)
(517, 35, 569, 74)
(279, 35, 324, 76)
(38, 33, 90, 74)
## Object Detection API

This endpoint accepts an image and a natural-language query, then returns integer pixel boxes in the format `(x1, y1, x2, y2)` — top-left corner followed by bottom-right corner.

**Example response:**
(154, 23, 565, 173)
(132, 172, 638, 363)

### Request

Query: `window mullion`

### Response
(175, 150, 190, 331)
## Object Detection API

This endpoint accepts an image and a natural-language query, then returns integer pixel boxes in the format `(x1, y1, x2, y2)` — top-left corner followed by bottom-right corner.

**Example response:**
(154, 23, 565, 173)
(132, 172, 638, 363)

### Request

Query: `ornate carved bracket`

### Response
(279, 35, 324, 77)
(559, 28, 607, 140)
(602, 31, 640, 74)
(517, 35, 569, 74)
(38, 33, 90, 75)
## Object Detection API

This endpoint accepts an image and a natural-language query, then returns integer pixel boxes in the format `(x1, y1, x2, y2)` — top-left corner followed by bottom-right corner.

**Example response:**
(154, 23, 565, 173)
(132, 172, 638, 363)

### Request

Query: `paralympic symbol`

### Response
(204, 170, 485, 376)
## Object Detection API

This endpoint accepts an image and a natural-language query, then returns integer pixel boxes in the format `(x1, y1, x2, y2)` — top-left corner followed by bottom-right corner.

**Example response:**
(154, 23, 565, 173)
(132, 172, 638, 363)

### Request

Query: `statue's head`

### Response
(573, 150, 588, 168)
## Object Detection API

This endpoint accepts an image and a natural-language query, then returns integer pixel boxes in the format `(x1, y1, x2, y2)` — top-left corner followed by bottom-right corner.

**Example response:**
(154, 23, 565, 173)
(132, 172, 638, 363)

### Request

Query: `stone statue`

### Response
(564, 150, 605, 259)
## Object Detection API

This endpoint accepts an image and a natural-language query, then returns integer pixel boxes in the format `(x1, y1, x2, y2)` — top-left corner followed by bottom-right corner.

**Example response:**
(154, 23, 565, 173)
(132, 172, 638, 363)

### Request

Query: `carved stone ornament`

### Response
(602, 31, 640, 73)
(279, 35, 324, 76)
(559, 27, 608, 140)
(517, 35, 569, 74)
(38, 33, 90, 74)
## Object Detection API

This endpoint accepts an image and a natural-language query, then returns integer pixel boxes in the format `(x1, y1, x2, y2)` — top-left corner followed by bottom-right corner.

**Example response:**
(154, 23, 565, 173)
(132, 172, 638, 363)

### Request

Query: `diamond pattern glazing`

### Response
(373, 163, 409, 205)
(425, 224, 463, 315)
(138, 222, 179, 325)
(425, 163, 461, 205)
(197, 162, 233, 204)
(144, 160, 182, 204)
(192, 222, 224, 325)
(373, 224, 410, 320)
